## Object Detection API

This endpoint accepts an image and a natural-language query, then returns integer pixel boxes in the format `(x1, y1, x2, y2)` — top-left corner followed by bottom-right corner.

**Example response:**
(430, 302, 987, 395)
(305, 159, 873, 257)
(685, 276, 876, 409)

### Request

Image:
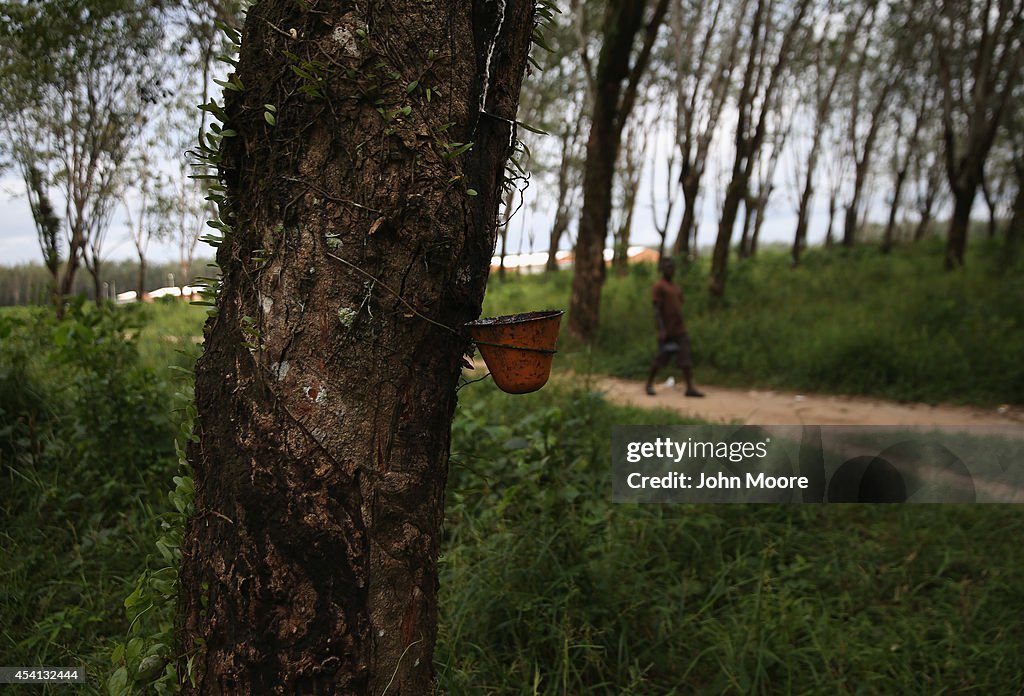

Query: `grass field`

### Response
(2, 241, 1023, 693)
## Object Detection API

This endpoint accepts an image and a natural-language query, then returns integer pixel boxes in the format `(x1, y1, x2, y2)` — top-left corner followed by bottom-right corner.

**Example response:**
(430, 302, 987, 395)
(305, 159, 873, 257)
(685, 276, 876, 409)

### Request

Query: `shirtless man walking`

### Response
(645, 258, 704, 397)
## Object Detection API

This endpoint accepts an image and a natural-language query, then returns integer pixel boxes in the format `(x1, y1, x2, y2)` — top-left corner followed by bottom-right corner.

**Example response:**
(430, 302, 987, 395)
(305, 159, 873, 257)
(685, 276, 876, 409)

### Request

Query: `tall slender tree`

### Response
(791, 0, 874, 265)
(709, 0, 811, 297)
(930, 0, 1024, 268)
(671, 0, 749, 258)
(0, 0, 164, 314)
(881, 87, 930, 251)
(568, 0, 670, 340)
(840, 62, 898, 247)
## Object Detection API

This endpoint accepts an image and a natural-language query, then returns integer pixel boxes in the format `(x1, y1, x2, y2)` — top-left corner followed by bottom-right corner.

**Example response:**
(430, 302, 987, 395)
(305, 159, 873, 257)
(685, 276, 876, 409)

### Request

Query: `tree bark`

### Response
(825, 192, 837, 247)
(881, 165, 908, 253)
(673, 179, 698, 258)
(177, 2, 534, 693)
(546, 208, 570, 271)
(86, 254, 103, 306)
(136, 255, 146, 300)
(882, 98, 926, 253)
(612, 121, 645, 274)
(750, 188, 770, 256)
(913, 156, 941, 242)
(946, 185, 977, 269)
(1007, 172, 1023, 262)
(980, 173, 998, 238)
(710, 177, 745, 295)
(738, 196, 755, 258)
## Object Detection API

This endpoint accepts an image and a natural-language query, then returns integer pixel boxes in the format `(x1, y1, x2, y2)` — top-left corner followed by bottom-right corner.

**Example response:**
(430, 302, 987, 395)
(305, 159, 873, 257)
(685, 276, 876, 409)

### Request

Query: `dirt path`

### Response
(588, 374, 1022, 428)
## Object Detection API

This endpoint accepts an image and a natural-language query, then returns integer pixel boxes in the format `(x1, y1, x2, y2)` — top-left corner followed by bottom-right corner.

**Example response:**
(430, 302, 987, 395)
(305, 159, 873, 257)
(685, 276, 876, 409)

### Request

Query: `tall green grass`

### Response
(437, 380, 1024, 693)
(483, 240, 1024, 405)
(0, 301, 191, 691)
(3, 258, 1023, 695)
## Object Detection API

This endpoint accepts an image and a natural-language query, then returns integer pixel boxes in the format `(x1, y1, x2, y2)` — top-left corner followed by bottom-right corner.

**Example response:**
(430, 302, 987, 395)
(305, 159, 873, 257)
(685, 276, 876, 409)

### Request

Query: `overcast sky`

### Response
(1, 108, 893, 269)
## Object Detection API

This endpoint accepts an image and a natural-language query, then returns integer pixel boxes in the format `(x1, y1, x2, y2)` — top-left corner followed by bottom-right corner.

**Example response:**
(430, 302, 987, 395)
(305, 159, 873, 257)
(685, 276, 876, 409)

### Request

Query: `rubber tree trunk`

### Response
(177, 2, 534, 693)
(792, 180, 813, 265)
(568, 0, 669, 341)
(825, 193, 837, 247)
(671, 174, 699, 258)
(1007, 175, 1023, 263)
(136, 256, 146, 300)
(738, 197, 754, 258)
(569, 108, 618, 338)
(709, 177, 744, 296)
(750, 192, 768, 256)
(913, 179, 937, 242)
(546, 117, 583, 272)
(498, 185, 515, 280)
(842, 161, 870, 248)
(55, 227, 85, 318)
(88, 259, 102, 306)
(946, 184, 977, 269)
(546, 208, 570, 271)
(881, 164, 909, 253)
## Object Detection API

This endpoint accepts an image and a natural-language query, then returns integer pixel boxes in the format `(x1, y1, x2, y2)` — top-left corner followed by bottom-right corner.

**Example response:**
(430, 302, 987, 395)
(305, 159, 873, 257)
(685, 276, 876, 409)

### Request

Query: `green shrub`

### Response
(0, 300, 185, 691)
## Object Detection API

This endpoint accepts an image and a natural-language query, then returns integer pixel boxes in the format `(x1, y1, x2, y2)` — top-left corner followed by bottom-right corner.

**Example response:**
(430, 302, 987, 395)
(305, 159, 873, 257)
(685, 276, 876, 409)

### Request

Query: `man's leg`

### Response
(645, 362, 660, 396)
(646, 347, 668, 395)
(678, 334, 704, 397)
(682, 367, 703, 396)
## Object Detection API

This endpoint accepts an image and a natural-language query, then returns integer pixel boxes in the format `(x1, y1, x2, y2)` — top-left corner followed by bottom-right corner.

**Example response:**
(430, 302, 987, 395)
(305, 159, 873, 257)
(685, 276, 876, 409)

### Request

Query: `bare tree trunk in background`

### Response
(882, 169, 908, 252)
(546, 208, 571, 271)
(177, 1, 534, 692)
(932, 0, 1024, 269)
(946, 187, 977, 265)
(738, 197, 755, 258)
(124, 183, 152, 299)
(612, 118, 647, 274)
(842, 77, 896, 248)
(792, 1, 874, 266)
(498, 185, 515, 280)
(675, 182, 698, 259)
(22, 163, 62, 310)
(912, 150, 943, 242)
(85, 249, 104, 305)
(670, 0, 747, 259)
(546, 114, 584, 271)
(709, 0, 810, 297)
(743, 120, 788, 259)
(1007, 165, 1024, 261)
(750, 187, 770, 255)
(569, 0, 669, 341)
(980, 172, 999, 238)
(825, 192, 837, 247)
(882, 96, 926, 252)
(651, 121, 677, 260)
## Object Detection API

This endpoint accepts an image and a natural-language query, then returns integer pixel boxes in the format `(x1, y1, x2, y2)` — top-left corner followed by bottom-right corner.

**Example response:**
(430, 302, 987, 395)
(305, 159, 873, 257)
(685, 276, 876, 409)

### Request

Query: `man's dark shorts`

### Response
(652, 333, 692, 369)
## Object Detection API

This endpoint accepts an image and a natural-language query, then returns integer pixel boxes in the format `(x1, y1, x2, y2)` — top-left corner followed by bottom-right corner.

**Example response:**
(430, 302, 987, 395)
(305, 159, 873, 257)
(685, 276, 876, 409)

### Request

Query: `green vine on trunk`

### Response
(107, 16, 242, 696)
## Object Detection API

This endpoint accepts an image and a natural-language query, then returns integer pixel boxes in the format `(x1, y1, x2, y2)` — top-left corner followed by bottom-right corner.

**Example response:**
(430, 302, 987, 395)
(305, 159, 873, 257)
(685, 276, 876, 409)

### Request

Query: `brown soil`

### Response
(579, 374, 1023, 428)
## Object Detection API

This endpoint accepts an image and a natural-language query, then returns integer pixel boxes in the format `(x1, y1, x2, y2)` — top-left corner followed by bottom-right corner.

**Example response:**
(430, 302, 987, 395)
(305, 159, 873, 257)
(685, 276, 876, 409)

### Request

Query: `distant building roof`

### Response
(490, 246, 654, 273)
